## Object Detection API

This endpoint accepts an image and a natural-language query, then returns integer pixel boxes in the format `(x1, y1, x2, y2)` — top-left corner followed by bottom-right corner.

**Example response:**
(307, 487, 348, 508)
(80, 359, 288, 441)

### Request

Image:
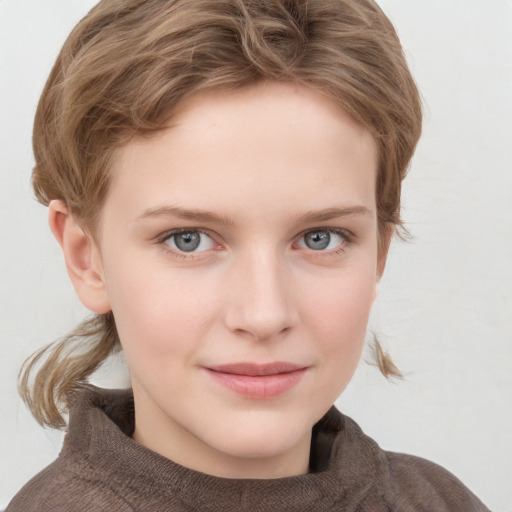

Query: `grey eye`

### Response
(174, 232, 201, 252)
(165, 230, 215, 253)
(298, 229, 346, 252)
(304, 230, 331, 250)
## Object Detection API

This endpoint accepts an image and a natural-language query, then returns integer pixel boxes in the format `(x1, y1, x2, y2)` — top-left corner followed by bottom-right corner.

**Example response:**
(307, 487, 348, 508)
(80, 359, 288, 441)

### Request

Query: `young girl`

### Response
(5, 0, 492, 510)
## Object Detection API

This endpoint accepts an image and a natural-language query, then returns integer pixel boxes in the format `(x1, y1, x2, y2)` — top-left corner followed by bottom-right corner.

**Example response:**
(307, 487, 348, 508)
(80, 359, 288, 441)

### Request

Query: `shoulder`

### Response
(6, 452, 133, 512)
(384, 451, 491, 512)
(333, 412, 490, 512)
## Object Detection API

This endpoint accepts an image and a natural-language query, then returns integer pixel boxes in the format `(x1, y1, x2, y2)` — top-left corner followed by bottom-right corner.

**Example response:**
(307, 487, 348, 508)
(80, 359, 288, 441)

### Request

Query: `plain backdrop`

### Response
(1, 1, 511, 510)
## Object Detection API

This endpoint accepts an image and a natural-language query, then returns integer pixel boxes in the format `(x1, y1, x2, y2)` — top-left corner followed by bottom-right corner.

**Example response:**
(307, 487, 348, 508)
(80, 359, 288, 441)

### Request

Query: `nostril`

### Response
(232, 324, 292, 342)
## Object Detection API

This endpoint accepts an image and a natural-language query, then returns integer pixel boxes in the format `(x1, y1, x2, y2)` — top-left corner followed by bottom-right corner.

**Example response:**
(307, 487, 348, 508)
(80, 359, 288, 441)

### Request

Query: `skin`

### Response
(49, 81, 388, 479)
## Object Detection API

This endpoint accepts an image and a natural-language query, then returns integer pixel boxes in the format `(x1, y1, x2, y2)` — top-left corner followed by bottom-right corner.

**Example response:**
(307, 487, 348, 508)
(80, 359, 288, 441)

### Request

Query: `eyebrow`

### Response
(297, 206, 373, 223)
(136, 205, 235, 225)
(136, 204, 372, 225)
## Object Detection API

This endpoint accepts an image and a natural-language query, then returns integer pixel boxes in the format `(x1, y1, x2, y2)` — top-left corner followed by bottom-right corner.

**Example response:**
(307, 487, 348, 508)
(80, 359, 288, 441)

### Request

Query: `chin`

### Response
(205, 406, 315, 460)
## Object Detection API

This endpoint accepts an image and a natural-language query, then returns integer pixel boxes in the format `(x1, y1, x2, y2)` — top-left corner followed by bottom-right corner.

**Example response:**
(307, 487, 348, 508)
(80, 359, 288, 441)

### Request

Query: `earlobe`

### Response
(48, 200, 111, 314)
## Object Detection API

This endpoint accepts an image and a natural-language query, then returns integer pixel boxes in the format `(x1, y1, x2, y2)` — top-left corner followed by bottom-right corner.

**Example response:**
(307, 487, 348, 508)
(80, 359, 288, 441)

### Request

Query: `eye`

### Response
(163, 229, 216, 253)
(297, 229, 347, 251)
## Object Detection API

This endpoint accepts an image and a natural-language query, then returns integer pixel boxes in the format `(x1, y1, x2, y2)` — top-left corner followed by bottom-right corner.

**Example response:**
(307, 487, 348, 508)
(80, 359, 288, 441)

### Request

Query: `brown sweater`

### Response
(7, 385, 490, 511)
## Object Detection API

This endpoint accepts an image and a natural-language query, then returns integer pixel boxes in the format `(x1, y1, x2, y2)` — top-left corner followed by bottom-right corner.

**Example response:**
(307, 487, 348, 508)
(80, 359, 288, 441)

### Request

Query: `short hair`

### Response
(22, 0, 421, 428)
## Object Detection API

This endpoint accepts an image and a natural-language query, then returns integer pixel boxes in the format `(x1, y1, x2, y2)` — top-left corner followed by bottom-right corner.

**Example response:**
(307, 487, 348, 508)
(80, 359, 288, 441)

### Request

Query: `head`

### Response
(33, 0, 420, 236)
(22, 0, 421, 475)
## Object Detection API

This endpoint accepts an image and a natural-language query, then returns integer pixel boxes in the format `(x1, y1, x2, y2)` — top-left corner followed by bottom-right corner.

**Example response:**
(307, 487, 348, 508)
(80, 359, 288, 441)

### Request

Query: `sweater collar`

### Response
(65, 384, 392, 511)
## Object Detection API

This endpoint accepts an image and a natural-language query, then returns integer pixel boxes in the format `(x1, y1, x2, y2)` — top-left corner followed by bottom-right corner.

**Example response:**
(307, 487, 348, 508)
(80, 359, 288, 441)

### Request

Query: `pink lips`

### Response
(204, 362, 308, 399)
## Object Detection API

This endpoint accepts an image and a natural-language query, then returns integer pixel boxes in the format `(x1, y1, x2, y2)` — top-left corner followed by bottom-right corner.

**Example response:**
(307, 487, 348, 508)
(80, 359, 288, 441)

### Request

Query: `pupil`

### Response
(175, 232, 200, 252)
(305, 231, 330, 250)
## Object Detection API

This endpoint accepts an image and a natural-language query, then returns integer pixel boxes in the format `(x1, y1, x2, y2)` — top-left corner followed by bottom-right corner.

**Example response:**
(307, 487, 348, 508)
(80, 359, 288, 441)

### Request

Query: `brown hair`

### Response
(21, 0, 422, 428)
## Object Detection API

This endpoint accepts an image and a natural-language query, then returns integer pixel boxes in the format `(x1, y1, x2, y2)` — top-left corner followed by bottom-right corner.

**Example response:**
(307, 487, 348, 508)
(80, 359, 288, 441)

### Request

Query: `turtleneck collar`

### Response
(64, 384, 393, 511)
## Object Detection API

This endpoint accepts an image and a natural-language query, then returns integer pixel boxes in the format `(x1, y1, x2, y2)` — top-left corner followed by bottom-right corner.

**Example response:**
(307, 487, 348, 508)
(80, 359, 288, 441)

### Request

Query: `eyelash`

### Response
(296, 228, 353, 258)
(156, 227, 353, 260)
(157, 228, 218, 260)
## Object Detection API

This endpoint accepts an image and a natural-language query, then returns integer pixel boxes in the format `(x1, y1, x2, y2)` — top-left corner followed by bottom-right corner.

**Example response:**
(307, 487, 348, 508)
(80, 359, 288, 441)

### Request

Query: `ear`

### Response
(376, 224, 394, 282)
(48, 200, 111, 314)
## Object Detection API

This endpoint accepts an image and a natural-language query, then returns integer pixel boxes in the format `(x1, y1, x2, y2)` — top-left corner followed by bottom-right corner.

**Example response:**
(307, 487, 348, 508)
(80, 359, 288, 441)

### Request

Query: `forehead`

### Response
(106, 82, 378, 222)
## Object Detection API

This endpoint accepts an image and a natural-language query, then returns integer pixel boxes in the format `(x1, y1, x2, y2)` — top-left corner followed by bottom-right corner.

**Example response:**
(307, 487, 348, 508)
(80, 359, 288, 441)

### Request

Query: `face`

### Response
(94, 82, 383, 478)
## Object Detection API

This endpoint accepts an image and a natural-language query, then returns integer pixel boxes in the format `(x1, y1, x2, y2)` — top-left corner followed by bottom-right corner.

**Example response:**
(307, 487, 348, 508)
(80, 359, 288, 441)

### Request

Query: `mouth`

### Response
(203, 362, 309, 399)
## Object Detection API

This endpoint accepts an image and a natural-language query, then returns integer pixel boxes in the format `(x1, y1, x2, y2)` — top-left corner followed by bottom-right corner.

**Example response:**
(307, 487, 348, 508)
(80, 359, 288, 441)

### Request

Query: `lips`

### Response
(203, 362, 308, 399)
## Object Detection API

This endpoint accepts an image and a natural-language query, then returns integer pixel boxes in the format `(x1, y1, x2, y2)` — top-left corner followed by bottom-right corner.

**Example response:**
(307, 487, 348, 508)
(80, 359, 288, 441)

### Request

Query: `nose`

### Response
(223, 248, 298, 341)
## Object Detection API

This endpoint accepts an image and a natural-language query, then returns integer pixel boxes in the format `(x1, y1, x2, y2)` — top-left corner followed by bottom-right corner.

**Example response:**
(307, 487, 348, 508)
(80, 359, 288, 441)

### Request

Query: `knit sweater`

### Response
(7, 385, 490, 511)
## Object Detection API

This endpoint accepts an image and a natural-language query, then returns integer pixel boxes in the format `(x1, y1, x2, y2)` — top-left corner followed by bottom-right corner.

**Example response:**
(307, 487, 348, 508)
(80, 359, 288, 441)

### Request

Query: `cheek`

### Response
(302, 265, 376, 361)
(103, 259, 219, 362)
(300, 268, 376, 405)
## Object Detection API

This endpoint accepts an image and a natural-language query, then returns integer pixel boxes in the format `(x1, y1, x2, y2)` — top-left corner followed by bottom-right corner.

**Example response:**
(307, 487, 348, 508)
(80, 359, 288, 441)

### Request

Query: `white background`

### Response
(1, 1, 511, 510)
